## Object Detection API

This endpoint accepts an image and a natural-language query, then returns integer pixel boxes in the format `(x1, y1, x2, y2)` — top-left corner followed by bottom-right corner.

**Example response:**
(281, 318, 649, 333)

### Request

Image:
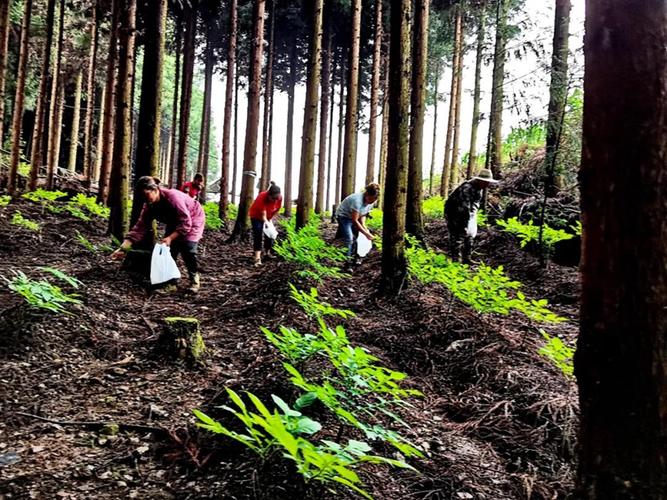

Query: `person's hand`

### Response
(111, 248, 126, 261)
(161, 235, 174, 246)
(365, 232, 374, 241)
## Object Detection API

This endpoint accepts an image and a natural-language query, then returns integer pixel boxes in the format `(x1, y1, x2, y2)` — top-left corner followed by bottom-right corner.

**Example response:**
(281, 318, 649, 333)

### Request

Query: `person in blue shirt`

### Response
(335, 183, 379, 257)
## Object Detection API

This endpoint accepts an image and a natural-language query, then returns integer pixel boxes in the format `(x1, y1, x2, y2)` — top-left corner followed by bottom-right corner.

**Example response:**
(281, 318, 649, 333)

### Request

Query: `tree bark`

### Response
(325, 49, 337, 213)
(93, 84, 106, 183)
(440, 6, 462, 198)
(381, 0, 411, 294)
(406, 0, 428, 238)
(167, 14, 181, 187)
(543, 0, 571, 197)
(27, 0, 56, 189)
(296, 0, 323, 229)
(219, 0, 237, 219)
(485, 0, 508, 179)
(378, 43, 389, 208)
(429, 65, 440, 196)
(46, 0, 66, 190)
(467, 9, 485, 178)
(231, 62, 240, 205)
(260, 0, 275, 192)
(283, 44, 297, 217)
(365, 0, 383, 186)
(108, 0, 136, 241)
(67, 70, 84, 172)
(176, 5, 196, 189)
(315, 11, 331, 215)
(449, 13, 465, 192)
(576, 0, 667, 497)
(197, 30, 213, 203)
(334, 53, 345, 206)
(0, 0, 10, 147)
(97, 0, 120, 203)
(82, 0, 100, 182)
(232, 0, 266, 237)
(132, 0, 167, 226)
(341, 0, 362, 199)
(8, 0, 33, 194)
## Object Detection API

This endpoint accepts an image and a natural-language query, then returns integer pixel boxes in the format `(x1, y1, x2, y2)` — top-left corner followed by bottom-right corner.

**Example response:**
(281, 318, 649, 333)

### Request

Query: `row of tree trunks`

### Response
(167, 14, 182, 187)
(197, 26, 214, 202)
(406, 0, 429, 238)
(295, 0, 324, 229)
(467, 7, 485, 178)
(283, 44, 297, 217)
(0, 0, 9, 145)
(82, 0, 100, 182)
(232, 0, 266, 238)
(219, 0, 237, 219)
(486, 0, 508, 179)
(176, 6, 196, 190)
(45, 0, 66, 190)
(340, 0, 361, 200)
(315, 12, 332, 215)
(365, 0, 383, 186)
(260, 0, 275, 192)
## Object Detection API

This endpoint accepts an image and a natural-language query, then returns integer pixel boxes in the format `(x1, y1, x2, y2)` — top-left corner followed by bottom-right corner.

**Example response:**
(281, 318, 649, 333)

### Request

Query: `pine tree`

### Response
(315, 15, 332, 215)
(176, 5, 196, 189)
(0, 0, 9, 145)
(260, 0, 275, 192)
(82, 0, 100, 182)
(67, 70, 84, 172)
(219, 0, 237, 219)
(365, 0, 383, 186)
(467, 7, 485, 178)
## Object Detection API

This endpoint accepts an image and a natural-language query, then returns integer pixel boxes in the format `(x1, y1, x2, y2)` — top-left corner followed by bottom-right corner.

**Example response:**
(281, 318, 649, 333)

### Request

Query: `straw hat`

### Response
(471, 168, 499, 183)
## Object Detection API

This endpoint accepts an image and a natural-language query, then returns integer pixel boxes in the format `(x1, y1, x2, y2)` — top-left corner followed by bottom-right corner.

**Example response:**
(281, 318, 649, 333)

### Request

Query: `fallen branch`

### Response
(14, 412, 168, 436)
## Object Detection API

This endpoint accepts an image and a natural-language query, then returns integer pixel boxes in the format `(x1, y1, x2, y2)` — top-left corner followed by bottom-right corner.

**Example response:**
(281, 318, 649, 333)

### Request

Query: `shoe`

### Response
(155, 283, 178, 295)
(188, 273, 201, 293)
(254, 258, 262, 267)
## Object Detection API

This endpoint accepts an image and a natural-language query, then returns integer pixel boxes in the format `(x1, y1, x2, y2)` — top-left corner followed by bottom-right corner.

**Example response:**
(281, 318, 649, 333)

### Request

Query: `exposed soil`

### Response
(0, 199, 579, 499)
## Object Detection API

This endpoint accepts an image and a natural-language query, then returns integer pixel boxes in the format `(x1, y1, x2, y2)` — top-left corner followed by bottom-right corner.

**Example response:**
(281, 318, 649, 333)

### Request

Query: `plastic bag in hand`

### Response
(263, 220, 278, 240)
(465, 210, 478, 238)
(150, 243, 182, 285)
(356, 233, 373, 257)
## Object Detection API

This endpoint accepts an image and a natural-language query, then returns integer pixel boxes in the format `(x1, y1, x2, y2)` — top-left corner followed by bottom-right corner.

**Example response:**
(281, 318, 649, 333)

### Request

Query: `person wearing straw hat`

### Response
(444, 168, 499, 264)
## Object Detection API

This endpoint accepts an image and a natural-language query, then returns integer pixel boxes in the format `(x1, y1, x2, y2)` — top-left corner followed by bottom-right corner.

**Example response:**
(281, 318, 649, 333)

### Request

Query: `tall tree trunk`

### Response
(283, 44, 297, 216)
(315, 16, 332, 214)
(406, 0, 429, 238)
(575, 1, 667, 497)
(199, 36, 213, 202)
(231, 62, 240, 205)
(378, 44, 389, 207)
(296, 0, 324, 228)
(82, 0, 100, 182)
(485, 0, 508, 179)
(334, 54, 345, 206)
(132, 0, 167, 225)
(46, 0, 66, 190)
(429, 64, 440, 196)
(260, 0, 275, 191)
(440, 5, 462, 197)
(543, 0, 571, 197)
(219, 0, 237, 219)
(0, 0, 10, 146)
(93, 84, 106, 183)
(27, 0, 56, 189)
(449, 14, 465, 192)
(167, 14, 181, 187)
(97, 0, 120, 203)
(232, 0, 265, 237)
(381, 0, 411, 294)
(341, 0, 361, 199)
(108, 0, 136, 241)
(365, 0, 383, 186)
(67, 70, 84, 172)
(325, 49, 337, 212)
(467, 9, 485, 178)
(176, 5, 196, 189)
(7, 0, 33, 194)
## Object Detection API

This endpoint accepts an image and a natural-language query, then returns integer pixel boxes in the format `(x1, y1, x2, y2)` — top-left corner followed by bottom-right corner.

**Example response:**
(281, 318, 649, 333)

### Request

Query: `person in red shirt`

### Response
(180, 173, 204, 200)
(249, 182, 282, 266)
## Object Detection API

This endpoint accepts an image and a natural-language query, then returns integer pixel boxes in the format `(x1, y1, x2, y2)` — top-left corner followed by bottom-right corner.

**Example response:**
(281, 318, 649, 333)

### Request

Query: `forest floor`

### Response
(0, 199, 579, 500)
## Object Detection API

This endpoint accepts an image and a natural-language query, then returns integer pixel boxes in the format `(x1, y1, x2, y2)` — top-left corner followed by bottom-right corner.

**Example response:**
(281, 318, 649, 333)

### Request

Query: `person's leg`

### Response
(447, 219, 464, 262)
(462, 235, 473, 264)
(180, 241, 200, 291)
(251, 219, 264, 265)
(337, 217, 354, 257)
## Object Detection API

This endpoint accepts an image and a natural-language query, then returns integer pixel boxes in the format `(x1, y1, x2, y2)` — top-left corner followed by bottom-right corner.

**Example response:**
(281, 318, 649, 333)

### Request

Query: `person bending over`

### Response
(249, 182, 282, 267)
(335, 183, 379, 258)
(180, 173, 204, 200)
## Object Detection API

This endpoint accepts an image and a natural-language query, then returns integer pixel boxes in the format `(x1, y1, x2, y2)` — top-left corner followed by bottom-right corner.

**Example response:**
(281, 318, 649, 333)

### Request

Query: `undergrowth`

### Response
(496, 217, 576, 252)
(11, 211, 41, 231)
(3, 269, 82, 314)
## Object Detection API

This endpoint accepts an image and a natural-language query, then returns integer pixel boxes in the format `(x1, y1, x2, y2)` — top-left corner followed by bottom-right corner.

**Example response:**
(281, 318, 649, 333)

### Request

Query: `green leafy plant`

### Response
(38, 267, 82, 289)
(289, 284, 355, 320)
(11, 211, 41, 231)
(477, 210, 487, 227)
(262, 325, 323, 364)
(74, 230, 115, 254)
(538, 330, 574, 377)
(3, 270, 82, 314)
(422, 196, 444, 220)
(68, 193, 110, 218)
(0, 195, 10, 207)
(22, 189, 67, 205)
(365, 208, 383, 231)
(203, 201, 223, 230)
(496, 217, 576, 252)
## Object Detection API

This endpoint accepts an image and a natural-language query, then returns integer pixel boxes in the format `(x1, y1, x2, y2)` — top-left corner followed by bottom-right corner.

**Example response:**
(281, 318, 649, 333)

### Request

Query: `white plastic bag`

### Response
(466, 210, 478, 238)
(150, 243, 181, 285)
(263, 220, 278, 240)
(356, 233, 373, 257)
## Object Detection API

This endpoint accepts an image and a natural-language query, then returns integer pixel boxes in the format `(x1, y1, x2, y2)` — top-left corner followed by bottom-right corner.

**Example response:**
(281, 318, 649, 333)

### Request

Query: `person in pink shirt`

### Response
(111, 176, 205, 292)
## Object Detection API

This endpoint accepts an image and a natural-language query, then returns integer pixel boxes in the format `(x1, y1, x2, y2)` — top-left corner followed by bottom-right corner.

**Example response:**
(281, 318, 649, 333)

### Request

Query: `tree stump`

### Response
(162, 317, 205, 363)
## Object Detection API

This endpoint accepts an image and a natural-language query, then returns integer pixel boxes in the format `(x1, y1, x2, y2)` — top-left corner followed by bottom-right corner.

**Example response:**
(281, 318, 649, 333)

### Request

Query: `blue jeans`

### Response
(337, 216, 357, 257)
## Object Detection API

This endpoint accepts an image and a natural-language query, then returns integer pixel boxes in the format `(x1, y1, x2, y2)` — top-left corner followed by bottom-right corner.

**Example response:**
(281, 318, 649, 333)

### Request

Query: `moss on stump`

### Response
(163, 317, 206, 363)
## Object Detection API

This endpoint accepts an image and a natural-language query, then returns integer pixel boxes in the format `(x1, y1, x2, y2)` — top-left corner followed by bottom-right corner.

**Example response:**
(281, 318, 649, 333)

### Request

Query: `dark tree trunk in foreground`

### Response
(219, 0, 237, 219)
(485, 0, 508, 180)
(232, 0, 265, 238)
(83, 0, 100, 182)
(296, 0, 323, 229)
(176, 5, 196, 189)
(365, 0, 383, 186)
(575, 1, 667, 497)
(315, 18, 332, 215)
(467, 8, 485, 178)
(260, 0, 275, 192)
(8, 0, 33, 194)
(406, 0, 428, 238)
(108, 0, 136, 241)
(381, 0, 411, 294)
(0, 0, 10, 146)
(28, 0, 56, 190)
(283, 44, 297, 217)
(132, 0, 167, 226)
(341, 0, 361, 199)
(544, 0, 571, 197)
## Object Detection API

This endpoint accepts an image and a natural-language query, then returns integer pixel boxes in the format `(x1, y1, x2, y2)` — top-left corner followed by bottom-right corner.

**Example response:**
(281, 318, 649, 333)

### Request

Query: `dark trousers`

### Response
(170, 240, 198, 279)
(251, 219, 273, 253)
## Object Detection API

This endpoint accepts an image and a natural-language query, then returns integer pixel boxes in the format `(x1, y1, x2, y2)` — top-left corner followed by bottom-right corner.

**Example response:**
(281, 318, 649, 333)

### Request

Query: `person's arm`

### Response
(167, 194, 193, 244)
(351, 210, 373, 240)
(112, 204, 151, 259)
